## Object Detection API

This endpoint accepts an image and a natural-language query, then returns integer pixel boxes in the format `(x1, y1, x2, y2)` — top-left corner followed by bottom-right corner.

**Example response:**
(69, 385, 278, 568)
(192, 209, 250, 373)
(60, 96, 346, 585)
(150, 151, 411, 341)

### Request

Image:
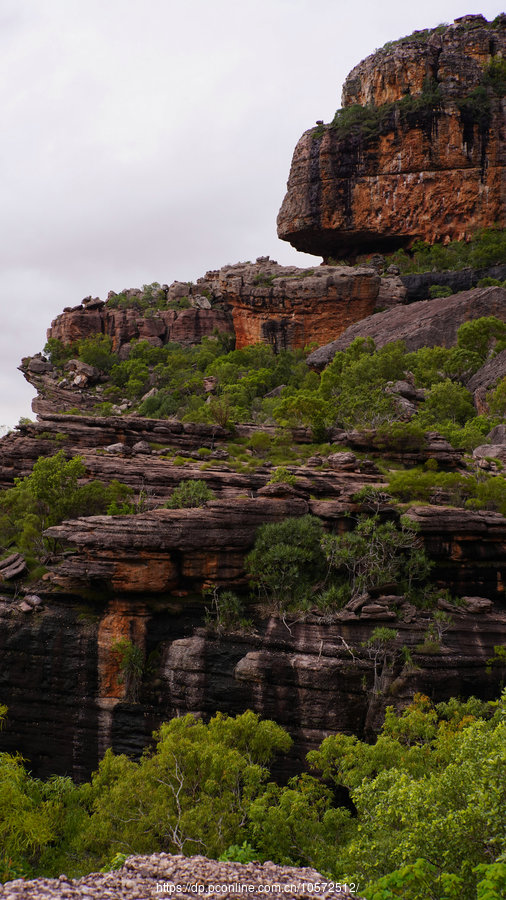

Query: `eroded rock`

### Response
(277, 16, 505, 259)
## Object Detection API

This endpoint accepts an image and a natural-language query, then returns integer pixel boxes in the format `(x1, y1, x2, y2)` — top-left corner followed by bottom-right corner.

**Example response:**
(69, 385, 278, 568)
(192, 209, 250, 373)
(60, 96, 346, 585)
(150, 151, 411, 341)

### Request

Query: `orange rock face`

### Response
(46, 259, 387, 356)
(277, 14, 506, 259)
(204, 259, 381, 350)
(97, 598, 148, 700)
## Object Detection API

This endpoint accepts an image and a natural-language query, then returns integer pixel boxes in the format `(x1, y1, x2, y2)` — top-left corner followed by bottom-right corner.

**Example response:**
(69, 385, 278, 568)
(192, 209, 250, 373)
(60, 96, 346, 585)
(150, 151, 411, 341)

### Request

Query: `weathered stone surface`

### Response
(0, 853, 357, 899)
(400, 264, 506, 302)
(45, 259, 382, 358)
(473, 443, 506, 467)
(405, 505, 506, 600)
(202, 259, 380, 350)
(0, 553, 27, 581)
(48, 304, 234, 352)
(306, 286, 506, 370)
(277, 16, 505, 259)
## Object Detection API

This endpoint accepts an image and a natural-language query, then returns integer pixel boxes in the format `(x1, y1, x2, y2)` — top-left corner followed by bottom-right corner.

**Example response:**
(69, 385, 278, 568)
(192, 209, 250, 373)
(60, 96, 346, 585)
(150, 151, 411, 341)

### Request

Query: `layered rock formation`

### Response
(1, 13, 506, 794)
(1, 398, 505, 779)
(306, 285, 506, 369)
(46, 260, 395, 357)
(277, 14, 506, 259)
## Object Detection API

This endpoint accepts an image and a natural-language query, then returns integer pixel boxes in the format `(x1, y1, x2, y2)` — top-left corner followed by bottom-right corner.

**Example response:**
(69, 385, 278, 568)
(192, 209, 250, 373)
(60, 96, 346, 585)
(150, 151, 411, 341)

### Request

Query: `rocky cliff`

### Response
(46, 259, 391, 357)
(306, 284, 506, 367)
(1, 403, 505, 779)
(277, 14, 506, 260)
(1, 13, 505, 789)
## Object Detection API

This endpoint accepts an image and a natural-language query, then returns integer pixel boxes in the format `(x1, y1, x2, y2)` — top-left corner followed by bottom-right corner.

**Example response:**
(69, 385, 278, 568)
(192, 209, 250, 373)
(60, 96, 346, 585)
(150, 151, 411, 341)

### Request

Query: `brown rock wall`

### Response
(342, 16, 505, 107)
(278, 15, 506, 258)
(306, 286, 506, 369)
(45, 260, 384, 359)
(48, 304, 235, 351)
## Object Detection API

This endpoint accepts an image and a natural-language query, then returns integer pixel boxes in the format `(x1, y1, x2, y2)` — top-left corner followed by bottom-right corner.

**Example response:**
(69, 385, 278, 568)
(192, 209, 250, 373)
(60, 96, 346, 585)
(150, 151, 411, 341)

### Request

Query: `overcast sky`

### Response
(0, 0, 503, 429)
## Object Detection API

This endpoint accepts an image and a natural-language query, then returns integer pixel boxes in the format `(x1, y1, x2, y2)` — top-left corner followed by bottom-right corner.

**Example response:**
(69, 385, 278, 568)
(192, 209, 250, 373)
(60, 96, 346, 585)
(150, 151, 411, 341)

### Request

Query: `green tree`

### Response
(246, 515, 325, 612)
(165, 479, 215, 508)
(79, 711, 291, 862)
(456, 316, 506, 362)
(0, 452, 132, 562)
(77, 334, 114, 373)
(416, 379, 476, 427)
(321, 515, 432, 601)
(307, 692, 506, 900)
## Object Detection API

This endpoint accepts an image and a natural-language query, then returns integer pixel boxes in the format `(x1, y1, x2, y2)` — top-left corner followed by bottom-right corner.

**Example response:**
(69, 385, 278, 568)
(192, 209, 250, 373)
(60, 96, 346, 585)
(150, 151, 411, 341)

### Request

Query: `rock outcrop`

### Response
(1, 13, 506, 799)
(277, 15, 506, 259)
(48, 302, 234, 352)
(306, 285, 506, 369)
(45, 260, 396, 357)
(201, 260, 381, 350)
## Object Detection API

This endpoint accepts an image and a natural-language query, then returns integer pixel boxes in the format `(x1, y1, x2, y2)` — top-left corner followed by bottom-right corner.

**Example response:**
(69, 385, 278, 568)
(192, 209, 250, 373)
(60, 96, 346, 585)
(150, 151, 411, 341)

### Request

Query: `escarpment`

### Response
(1, 13, 506, 790)
(277, 14, 506, 259)
(1, 405, 505, 779)
(45, 260, 384, 359)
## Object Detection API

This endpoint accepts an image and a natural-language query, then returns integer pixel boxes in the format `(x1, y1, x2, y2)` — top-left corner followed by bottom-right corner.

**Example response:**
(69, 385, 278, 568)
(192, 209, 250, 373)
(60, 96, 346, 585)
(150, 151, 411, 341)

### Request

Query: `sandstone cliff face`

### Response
(201, 260, 381, 350)
(48, 302, 234, 352)
(1, 407, 504, 779)
(1, 577, 504, 779)
(45, 260, 390, 358)
(277, 15, 506, 259)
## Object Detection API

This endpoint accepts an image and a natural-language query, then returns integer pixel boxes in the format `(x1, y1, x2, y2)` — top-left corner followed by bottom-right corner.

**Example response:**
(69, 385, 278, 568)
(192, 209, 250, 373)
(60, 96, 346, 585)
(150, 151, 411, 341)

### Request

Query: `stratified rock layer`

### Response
(277, 15, 506, 258)
(46, 260, 386, 355)
(306, 285, 506, 369)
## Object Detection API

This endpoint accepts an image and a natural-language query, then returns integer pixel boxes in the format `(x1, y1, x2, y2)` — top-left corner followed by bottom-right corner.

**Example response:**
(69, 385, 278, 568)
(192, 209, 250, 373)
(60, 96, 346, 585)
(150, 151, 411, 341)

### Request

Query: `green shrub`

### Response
(77, 334, 114, 373)
(387, 468, 506, 515)
(246, 515, 325, 612)
(428, 284, 453, 299)
(219, 842, 259, 863)
(373, 421, 426, 452)
(0, 452, 133, 562)
(321, 515, 431, 600)
(477, 277, 506, 288)
(416, 379, 476, 426)
(267, 467, 297, 487)
(204, 589, 251, 632)
(43, 338, 77, 368)
(165, 479, 215, 508)
(384, 227, 506, 274)
(488, 377, 506, 417)
(111, 638, 144, 702)
(457, 316, 506, 362)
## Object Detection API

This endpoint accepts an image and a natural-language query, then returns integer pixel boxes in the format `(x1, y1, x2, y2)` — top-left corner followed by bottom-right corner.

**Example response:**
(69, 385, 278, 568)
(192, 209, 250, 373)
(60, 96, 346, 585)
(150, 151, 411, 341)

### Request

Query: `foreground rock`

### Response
(277, 15, 505, 259)
(0, 853, 359, 899)
(306, 286, 506, 369)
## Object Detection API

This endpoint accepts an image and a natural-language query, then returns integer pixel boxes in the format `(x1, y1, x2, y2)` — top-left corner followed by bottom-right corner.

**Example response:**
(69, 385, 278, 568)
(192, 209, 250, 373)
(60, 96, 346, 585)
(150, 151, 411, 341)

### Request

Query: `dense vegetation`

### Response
(0, 452, 133, 570)
(43, 316, 506, 448)
(1, 696, 505, 899)
(243, 513, 432, 617)
(2, 312, 499, 575)
(380, 227, 506, 275)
